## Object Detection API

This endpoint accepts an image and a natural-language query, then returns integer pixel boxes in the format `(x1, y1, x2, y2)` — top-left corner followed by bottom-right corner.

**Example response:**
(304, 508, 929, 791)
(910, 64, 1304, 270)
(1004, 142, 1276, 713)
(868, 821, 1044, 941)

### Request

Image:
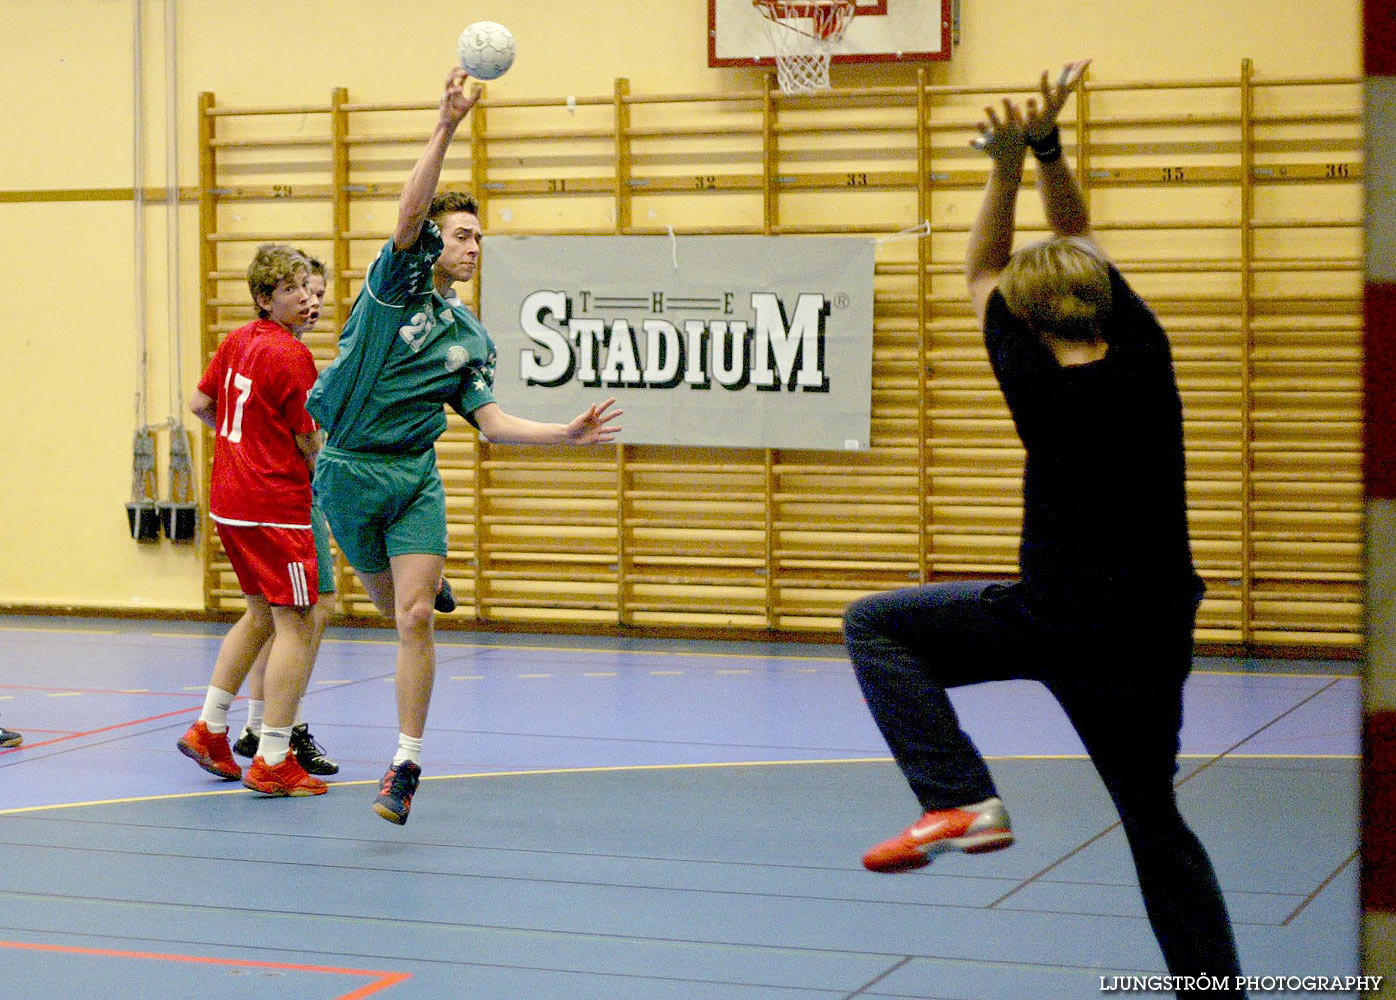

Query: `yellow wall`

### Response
(0, 0, 1361, 611)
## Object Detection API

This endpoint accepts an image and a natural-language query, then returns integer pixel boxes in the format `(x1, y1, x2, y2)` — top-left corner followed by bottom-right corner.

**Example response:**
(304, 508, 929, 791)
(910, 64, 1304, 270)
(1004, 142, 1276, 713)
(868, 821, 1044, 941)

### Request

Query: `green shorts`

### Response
(309, 501, 336, 594)
(313, 446, 448, 575)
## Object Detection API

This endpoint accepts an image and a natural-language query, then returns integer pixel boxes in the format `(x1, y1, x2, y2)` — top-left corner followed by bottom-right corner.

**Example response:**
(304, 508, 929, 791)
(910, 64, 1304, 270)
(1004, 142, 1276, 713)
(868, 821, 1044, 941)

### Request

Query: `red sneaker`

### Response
(177, 721, 241, 780)
(242, 755, 328, 797)
(862, 797, 1014, 873)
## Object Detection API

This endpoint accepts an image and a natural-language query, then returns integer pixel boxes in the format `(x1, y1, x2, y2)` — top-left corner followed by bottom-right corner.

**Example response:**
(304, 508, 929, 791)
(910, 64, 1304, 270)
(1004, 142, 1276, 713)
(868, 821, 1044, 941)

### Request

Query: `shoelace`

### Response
(291, 729, 330, 760)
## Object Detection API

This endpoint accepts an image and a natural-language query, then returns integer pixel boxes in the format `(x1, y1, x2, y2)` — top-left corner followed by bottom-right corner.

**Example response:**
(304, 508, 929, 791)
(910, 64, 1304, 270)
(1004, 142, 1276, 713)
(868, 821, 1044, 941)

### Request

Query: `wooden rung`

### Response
(205, 231, 334, 243)
(625, 518, 765, 529)
(626, 547, 763, 559)
(205, 184, 337, 202)
(205, 103, 332, 117)
(208, 136, 329, 149)
(630, 557, 765, 568)
(336, 100, 437, 114)
(777, 560, 920, 573)
(626, 491, 764, 502)
(483, 488, 619, 500)
(479, 569, 616, 582)
(492, 126, 631, 142)
(621, 599, 767, 612)
(476, 597, 620, 610)
(623, 90, 766, 106)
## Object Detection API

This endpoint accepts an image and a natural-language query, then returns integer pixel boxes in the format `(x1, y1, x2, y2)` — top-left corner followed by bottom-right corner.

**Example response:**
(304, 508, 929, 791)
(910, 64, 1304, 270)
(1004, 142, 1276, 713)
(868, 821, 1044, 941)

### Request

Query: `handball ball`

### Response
(457, 21, 516, 81)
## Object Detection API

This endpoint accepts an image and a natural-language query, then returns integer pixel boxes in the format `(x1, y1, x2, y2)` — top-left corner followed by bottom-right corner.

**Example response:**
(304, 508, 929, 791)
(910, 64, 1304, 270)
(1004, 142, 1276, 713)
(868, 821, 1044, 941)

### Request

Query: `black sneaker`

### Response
(372, 760, 421, 825)
(231, 726, 259, 759)
(0, 727, 22, 748)
(434, 577, 457, 613)
(290, 724, 339, 776)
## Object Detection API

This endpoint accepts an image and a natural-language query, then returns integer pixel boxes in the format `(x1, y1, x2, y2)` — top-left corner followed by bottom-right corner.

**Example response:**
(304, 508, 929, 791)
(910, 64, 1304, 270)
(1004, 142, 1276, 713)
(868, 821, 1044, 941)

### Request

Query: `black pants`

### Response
(843, 580, 1245, 999)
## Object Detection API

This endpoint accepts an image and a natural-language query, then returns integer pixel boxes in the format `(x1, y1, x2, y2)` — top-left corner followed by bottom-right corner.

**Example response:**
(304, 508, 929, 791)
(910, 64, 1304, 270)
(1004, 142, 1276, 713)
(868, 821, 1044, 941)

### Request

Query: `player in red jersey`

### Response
(177, 243, 328, 797)
(231, 254, 340, 777)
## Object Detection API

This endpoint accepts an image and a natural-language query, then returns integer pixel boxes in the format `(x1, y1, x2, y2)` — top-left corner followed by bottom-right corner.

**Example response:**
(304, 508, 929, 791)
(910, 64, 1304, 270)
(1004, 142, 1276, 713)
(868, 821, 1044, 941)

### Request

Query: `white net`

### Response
(753, 0, 856, 95)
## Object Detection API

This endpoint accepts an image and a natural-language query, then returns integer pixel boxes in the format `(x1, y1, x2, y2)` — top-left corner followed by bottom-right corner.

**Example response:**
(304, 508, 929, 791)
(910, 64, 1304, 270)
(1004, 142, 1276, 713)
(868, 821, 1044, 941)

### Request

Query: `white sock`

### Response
(257, 726, 292, 766)
(199, 686, 237, 734)
(393, 733, 423, 766)
(244, 699, 264, 736)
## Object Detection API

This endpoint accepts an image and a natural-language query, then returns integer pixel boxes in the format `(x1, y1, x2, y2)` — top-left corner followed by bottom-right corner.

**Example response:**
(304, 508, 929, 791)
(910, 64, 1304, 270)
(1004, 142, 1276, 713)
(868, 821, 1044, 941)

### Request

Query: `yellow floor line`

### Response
(0, 753, 1357, 817)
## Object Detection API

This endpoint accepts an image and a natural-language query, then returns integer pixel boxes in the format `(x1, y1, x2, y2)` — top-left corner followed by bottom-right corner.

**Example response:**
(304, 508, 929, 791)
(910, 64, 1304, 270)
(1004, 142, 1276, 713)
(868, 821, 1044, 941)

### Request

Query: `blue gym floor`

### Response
(0, 616, 1360, 999)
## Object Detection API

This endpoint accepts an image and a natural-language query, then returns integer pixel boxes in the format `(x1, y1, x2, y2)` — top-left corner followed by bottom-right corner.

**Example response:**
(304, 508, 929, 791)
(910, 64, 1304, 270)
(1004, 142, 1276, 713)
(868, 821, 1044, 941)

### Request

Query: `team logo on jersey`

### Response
(444, 345, 469, 372)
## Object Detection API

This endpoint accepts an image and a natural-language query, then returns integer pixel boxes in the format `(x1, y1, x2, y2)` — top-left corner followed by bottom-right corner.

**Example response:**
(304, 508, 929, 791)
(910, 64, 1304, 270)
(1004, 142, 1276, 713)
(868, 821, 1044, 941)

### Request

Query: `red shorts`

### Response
(215, 521, 318, 607)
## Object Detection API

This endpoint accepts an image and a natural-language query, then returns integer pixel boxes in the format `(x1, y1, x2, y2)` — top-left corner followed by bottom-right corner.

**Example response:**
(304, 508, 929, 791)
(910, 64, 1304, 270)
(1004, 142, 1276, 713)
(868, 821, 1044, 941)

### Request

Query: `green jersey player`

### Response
(308, 66, 622, 826)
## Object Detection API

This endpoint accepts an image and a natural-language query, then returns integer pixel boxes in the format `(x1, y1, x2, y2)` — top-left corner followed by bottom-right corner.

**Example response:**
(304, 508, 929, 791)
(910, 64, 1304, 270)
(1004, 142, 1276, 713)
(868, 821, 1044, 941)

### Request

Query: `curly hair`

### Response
(246, 243, 308, 318)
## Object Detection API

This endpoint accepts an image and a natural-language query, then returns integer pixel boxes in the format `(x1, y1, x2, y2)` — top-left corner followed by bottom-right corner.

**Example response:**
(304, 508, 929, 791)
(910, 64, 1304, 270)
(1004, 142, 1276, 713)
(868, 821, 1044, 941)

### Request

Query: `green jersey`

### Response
(307, 222, 497, 454)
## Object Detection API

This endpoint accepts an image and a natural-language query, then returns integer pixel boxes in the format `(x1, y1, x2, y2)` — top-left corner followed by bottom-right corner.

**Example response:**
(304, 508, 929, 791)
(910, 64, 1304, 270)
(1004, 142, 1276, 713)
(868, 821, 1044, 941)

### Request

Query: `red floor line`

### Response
(338, 972, 413, 999)
(0, 940, 410, 997)
(0, 704, 203, 754)
(0, 683, 203, 696)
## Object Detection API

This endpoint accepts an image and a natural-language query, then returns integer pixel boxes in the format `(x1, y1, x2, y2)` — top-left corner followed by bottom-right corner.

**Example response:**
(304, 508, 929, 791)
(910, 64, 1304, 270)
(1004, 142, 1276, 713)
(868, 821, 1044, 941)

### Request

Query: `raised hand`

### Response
(970, 97, 1028, 167)
(564, 397, 623, 445)
(1023, 59, 1090, 144)
(440, 67, 483, 129)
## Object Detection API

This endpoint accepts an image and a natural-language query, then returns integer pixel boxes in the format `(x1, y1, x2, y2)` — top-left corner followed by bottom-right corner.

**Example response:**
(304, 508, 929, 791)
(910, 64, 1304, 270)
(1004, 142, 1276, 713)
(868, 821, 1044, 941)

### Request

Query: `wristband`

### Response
(1028, 125, 1063, 163)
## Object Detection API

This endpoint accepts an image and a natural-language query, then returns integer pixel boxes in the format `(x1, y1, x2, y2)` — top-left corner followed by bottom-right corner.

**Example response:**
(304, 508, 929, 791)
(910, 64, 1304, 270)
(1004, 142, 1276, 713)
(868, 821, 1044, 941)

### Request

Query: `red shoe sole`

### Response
(177, 740, 241, 780)
(863, 830, 1014, 872)
(244, 781, 327, 797)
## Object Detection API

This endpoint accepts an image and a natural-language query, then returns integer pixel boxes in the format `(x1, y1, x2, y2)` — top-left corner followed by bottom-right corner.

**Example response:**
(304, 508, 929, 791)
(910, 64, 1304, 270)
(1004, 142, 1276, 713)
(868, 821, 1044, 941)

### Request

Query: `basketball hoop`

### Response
(753, 0, 856, 95)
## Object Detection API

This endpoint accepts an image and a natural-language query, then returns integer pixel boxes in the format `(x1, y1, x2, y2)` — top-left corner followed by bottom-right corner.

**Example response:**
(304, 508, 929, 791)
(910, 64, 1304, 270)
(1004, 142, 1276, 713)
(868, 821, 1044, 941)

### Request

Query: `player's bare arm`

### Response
(965, 98, 1028, 324)
(470, 398, 623, 446)
(1024, 61, 1098, 247)
(394, 67, 483, 251)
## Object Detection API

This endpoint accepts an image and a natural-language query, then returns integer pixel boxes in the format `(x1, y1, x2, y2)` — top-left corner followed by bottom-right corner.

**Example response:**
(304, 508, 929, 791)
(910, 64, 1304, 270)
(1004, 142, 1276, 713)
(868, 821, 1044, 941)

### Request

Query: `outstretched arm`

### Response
(965, 99, 1029, 324)
(394, 67, 482, 251)
(470, 398, 623, 446)
(1022, 61, 1095, 243)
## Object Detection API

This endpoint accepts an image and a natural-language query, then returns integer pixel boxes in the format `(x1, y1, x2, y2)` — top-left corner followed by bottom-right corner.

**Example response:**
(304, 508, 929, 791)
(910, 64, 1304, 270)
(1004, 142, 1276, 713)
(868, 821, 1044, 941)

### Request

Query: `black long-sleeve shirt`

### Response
(983, 265, 1204, 630)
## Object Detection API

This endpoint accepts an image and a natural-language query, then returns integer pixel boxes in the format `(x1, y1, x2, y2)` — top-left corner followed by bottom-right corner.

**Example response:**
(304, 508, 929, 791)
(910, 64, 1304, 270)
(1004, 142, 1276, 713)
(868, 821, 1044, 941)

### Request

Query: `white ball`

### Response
(457, 21, 516, 81)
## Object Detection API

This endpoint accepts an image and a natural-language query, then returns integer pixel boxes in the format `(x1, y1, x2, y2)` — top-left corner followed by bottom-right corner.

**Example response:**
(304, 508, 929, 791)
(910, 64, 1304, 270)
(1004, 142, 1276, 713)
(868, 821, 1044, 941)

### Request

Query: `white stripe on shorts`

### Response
(212, 513, 313, 530)
(288, 562, 309, 606)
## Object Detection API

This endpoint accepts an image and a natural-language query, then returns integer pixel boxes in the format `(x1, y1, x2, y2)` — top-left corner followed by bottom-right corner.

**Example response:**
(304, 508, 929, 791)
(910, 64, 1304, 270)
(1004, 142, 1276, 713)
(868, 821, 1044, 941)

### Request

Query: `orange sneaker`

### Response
(242, 755, 328, 797)
(862, 797, 1014, 873)
(177, 721, 242, 780)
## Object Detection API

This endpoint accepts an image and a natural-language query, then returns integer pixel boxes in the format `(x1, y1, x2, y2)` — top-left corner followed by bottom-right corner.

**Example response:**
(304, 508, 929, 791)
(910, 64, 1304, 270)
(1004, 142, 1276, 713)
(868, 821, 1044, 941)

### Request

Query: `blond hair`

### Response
(998, 236, 1111, 343)
(246, 243, 308, 317)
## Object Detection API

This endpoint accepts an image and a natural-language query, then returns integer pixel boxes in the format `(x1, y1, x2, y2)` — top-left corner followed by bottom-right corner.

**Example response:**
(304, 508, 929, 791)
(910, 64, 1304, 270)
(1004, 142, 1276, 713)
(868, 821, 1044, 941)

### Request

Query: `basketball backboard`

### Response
(708, 0, 951, 67)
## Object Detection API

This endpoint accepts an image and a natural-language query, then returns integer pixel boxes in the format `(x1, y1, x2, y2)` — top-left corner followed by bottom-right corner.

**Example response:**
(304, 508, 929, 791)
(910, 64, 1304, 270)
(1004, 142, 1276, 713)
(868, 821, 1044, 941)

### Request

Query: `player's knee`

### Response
(843, 592, 888, 641)
(243, 599, 275, 632)
(395, 594, 436, 635)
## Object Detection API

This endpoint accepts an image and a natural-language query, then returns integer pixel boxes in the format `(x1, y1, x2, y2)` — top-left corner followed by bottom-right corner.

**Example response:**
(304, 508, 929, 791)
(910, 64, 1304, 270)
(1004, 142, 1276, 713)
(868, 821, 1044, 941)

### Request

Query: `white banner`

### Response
(480, 236, 874, 450)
